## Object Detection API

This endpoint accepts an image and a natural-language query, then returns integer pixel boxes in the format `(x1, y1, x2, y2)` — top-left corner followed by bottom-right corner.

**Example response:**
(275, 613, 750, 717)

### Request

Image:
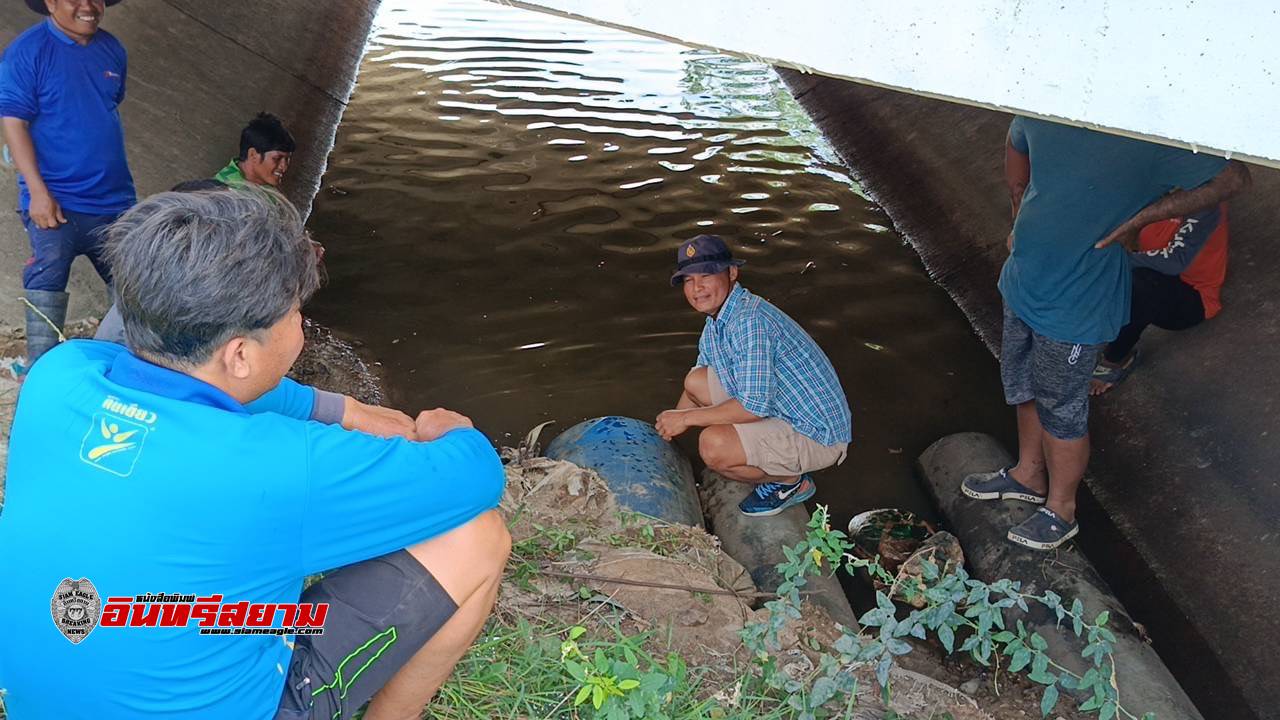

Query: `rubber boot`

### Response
(24, 289, 69, 367)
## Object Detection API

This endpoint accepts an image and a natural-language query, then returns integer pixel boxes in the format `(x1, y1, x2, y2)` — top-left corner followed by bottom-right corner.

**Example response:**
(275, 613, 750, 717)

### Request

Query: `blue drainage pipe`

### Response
(544, 416, 704, 528)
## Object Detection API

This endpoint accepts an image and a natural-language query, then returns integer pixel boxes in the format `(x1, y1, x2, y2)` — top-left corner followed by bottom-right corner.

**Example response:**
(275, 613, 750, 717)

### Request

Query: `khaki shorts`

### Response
(708, 368, 848, 477)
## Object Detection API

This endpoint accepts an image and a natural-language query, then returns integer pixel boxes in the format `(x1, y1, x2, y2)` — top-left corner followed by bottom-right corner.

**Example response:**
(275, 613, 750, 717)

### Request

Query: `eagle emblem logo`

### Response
(51, 578, 102, 644)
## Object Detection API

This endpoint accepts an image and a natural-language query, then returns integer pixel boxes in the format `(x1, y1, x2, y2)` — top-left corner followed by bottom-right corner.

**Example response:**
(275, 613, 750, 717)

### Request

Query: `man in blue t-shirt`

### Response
(0, 0, 136, 369)
(0, 188, 510, 719)
(962, 116, 1250, 550)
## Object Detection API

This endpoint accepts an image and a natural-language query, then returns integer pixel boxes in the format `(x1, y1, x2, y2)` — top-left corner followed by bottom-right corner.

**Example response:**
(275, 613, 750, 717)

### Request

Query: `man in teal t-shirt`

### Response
(0, 189, 510, 718)
(963, 116, 1250, 550)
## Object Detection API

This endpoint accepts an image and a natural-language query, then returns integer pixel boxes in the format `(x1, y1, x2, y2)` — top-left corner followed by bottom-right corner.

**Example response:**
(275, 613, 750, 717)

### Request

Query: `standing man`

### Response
(215, 111, 295, 189)
(656, 234, 852, 517)
(0, 0, 134, 368)
(962, 117, 1250, 550)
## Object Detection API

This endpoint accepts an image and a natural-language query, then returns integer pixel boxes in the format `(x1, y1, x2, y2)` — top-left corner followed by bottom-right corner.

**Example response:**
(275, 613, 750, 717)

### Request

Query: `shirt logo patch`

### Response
(80, 413, 150, 477)
(51, 577, 101, 644)
(685, 244, 696, 257)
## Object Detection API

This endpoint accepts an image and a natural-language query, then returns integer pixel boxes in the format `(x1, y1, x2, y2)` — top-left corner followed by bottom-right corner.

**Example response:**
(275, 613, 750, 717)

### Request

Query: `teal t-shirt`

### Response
(0, 340, 504, 718)
(998, 117, 1227, 344)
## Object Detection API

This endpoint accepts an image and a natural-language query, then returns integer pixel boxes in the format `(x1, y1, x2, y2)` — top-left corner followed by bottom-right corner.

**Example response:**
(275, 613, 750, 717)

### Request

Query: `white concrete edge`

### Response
(486, 0, 1280, 170)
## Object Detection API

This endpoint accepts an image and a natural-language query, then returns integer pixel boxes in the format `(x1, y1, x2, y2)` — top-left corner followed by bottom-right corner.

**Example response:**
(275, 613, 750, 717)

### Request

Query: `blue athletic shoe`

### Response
(738, 475, 816, 517)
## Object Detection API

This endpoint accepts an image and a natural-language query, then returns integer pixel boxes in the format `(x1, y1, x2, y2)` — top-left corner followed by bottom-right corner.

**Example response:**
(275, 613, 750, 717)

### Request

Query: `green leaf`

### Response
(992, 631, 1016, 643)
(1079, 696, 1102, 712)
(564, 660, 587, 682)
(574, 685, 592, 706)
(939, 624, 956, 653)
(1071, 599, 1085, 636)
(887, 638, 913, 655)
(592, 683, 605, 709)
(811, 676, 839, 706)
(1028, 669, 1057, 686)
(1096, 610, 1111, 627)
(1028, 632, 1049, 651)
(876, 655, 893, 688)
(1040, 684, 1059, 717)
(1100, 700, 1117, 720)
(618, 679, 640, 690)
(1141, 714, 1157, 720)
(568, 625, 587, 640)
(1009, 648, 1032, 673)
(921, 558, 940, 581)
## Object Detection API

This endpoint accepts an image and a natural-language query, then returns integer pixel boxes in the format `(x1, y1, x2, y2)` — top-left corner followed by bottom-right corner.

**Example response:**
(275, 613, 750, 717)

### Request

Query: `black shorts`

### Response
(274, 550, 458, 720)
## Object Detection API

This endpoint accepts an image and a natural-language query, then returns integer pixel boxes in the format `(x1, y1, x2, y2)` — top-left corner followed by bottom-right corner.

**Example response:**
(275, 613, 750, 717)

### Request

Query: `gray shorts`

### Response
(275, 550, 457, 720)
(1000, 305, 1104, 441)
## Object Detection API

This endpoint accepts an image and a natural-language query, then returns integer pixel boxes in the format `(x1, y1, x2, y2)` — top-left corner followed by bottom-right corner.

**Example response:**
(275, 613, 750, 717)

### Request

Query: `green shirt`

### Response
(213, 158, 248, 187)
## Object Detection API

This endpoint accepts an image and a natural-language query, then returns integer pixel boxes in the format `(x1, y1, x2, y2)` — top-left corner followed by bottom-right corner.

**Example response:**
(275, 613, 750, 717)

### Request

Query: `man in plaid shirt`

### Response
(656, 235, 852, 516)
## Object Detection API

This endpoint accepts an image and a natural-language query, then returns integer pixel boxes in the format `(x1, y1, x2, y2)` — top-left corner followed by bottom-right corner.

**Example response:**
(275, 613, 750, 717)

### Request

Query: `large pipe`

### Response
(918, 433, 1203, 720)
(545, 416, 703, 528)
(700, 470, 859, 629)
(545, 416, 859, 629)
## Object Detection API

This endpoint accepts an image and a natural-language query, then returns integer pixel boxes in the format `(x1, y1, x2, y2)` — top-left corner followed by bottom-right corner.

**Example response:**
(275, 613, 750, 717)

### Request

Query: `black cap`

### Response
(670, 234, 745, 287)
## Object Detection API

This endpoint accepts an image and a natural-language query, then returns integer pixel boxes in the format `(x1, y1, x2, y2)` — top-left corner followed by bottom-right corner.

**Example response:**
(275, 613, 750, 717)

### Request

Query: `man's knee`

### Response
(683, 366, 709, 406)
(698, 425, 741, 470)
(406, 509, 511, 599)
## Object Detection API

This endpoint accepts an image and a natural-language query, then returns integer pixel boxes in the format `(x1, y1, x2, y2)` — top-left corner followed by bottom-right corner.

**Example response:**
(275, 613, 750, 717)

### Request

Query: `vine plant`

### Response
(740, 506, 1156, 720)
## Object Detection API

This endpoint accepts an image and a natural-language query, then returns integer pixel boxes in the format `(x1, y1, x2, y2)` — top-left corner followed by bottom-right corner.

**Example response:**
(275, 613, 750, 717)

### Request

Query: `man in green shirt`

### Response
(214, 111, 294, 188)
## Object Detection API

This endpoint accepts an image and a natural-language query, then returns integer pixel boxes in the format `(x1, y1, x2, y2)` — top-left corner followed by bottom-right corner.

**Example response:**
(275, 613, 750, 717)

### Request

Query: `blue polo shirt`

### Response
(999, 116, 1227, 344)
(0, 340, 504, 718)
(0, 19, 135, 214)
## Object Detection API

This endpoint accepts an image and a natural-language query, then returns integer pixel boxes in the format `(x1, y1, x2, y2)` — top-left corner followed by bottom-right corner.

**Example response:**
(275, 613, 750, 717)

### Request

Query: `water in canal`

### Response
(305, 0, 1013, 531)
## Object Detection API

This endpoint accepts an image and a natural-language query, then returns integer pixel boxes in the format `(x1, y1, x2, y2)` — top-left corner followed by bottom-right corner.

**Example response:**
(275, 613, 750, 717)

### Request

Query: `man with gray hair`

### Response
(0, 189, 510, 719)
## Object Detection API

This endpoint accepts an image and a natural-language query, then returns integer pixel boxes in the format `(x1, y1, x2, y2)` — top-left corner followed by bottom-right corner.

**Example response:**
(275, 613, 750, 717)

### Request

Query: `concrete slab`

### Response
(779, 70, 1280, 720)
(0, 0, 381, 327)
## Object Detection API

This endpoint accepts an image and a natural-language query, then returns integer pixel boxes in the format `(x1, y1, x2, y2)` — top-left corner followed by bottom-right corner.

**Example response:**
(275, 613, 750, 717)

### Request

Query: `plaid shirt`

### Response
(696, 284, 851, 445)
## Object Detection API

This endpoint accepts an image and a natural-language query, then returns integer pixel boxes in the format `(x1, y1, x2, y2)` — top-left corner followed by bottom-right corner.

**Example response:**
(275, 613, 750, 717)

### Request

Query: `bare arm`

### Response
(2, 116, 63, 228)
(684, 397, 760, 427)
(1004, 138, 1030, 252)
(1005, 138, 1030, 220)
(1096, 160, 1252, 249)
(342, 395, 417, 440)
(655, 398, 761, 441)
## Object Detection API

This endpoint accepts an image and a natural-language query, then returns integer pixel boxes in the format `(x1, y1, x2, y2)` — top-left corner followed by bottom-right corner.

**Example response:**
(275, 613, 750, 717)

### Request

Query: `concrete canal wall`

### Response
(0, 0, 382, 327)
(778, 70, 1280, 720)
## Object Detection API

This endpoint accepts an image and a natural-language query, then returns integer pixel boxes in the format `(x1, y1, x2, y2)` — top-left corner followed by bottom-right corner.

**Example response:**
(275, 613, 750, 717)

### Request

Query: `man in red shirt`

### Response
(1090, 203, 1230, 394)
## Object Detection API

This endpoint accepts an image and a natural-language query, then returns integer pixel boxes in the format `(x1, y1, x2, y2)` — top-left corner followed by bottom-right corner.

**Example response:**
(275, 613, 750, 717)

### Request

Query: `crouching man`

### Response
(0, 189, 510, 719)
(656, 234, 852, 517)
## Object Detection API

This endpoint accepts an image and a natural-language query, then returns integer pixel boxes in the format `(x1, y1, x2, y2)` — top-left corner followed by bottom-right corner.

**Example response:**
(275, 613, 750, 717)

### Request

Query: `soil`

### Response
(500, 455, 1015, 720)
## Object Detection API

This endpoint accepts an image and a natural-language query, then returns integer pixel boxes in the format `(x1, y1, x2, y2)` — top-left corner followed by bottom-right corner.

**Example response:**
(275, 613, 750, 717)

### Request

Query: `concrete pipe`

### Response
(699, 470, 859, 629)
(918, 433, 1203, 720)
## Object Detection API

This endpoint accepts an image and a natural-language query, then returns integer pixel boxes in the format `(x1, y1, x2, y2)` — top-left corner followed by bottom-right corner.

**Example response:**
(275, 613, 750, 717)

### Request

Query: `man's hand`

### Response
(28, 191, 65, 229)
(655, 409, 693, 441)
(1094, 222, 1140, 251)
(342, 397, 416, 439)
(415, 408, 474, 442)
